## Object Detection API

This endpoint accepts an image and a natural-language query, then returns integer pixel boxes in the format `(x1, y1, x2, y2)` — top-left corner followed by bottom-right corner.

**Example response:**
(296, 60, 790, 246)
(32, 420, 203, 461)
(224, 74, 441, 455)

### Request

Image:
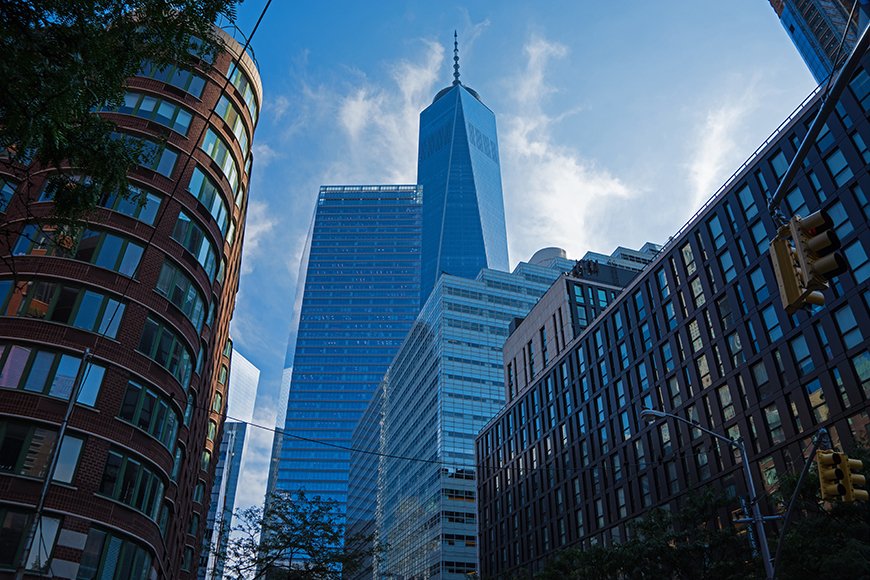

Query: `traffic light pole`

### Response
(767, 21, 870, 217)
(640, 409, 775, 579)
(770, 428, 830, 579)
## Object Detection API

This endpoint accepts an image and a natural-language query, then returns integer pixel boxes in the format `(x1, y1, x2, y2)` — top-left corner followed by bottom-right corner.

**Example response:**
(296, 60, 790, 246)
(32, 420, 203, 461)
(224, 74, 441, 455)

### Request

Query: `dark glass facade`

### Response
(476, 54, 870, 577)
(417, 83, 509, 303)
(272, 185, 423, 505)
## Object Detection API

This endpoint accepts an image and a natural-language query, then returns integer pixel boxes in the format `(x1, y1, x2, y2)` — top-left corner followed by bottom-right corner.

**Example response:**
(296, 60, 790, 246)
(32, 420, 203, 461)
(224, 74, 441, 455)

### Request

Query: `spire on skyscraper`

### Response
(453, 30, 461, 86)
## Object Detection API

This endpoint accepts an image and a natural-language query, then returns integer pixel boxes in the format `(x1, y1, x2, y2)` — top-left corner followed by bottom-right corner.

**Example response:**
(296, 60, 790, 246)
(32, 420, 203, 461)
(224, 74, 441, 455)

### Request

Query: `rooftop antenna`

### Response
(453, 30, 461, 85)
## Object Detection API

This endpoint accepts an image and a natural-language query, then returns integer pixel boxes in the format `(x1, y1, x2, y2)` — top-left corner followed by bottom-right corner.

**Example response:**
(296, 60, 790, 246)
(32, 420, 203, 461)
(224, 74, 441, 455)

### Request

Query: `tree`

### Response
(537, 490, 762, 580)
(0, 0, 238, 223)
(771, 443, 870, 579)
(218, 489, 381, 580)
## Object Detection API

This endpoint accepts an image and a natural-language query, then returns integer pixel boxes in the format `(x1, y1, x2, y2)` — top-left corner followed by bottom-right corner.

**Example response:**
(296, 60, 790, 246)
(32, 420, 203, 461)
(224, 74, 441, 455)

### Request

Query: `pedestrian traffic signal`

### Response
(817, 450, 847, 501)
(843, 456, 868, 503)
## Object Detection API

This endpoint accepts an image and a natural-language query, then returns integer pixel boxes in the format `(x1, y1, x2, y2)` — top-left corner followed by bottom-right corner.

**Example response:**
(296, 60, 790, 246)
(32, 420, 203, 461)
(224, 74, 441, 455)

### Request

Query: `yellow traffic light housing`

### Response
(817, 450, 847, 500)
(769, 210, 847, 314)
(843, 456, 868, 503)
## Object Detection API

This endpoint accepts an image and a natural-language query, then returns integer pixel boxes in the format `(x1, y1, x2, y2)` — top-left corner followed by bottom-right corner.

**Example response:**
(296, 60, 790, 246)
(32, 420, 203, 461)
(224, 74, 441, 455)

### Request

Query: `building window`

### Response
(749, 268, 769, 304)
(226, 62, 260, 124)
(0, 178, 16, 212)
(844, 240, 869, 283)
(824, 149, 854, 187)
(770, 150, 789, 180)
(99, 185, 161, 225)
(109, 92, 193, 135)
(719, 250, 736, 283)
(764, 405, 785, 445)
(114, 132, 178, 177)
(187, 166, 230, 235)
(784, 185, 809, 218)
(0, 280, 125, 338)
(707, 215, 726, 249)
(761, 306, 783, 342)
(53, 435, 85, 484)
(834, 305, 863, 349)
(155, 259, 207, 331)
(0, 420, 57, 478)
(789, 334, 814, 375)
(849, 67, 870, 112)
(201, 128, 240, 196)
(138, 61, 205, 97)
(118, 381, 179, 449)
(215, 95, 250, 151)
(14, 225, 145, 278)
(98, 450, 164, 519)
(78, 526, 153, 580)
(171, 210, 218, 280)
(138, 315, 193, 389)
(736, 184, 757, 220)
(690, 278, 705, 308)
(0, 344, 105, 404)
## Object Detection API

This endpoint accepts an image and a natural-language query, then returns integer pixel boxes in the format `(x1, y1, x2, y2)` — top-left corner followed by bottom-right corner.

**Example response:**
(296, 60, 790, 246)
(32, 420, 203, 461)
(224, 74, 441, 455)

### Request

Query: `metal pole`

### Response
(770, 428, 830, 579)
(640, 409, 775, 578)
(15, 348, 91, 579)
(738, 438, 775, 580)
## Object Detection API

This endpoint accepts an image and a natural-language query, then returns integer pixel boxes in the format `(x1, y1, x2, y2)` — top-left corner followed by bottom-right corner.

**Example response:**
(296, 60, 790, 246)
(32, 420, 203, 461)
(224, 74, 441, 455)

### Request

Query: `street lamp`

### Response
(639, 408, 774, 580)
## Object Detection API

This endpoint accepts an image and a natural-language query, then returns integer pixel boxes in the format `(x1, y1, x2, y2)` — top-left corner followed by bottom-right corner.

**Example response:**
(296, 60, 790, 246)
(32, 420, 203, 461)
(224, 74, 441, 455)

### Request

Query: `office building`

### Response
(0, 28, 261, 578)
(418, 33, 509, 302)
(201, 348, 260, 579)
(769, 0, 869, 82)
(271, 35, 511, 517)
(371, 249, 648, 580)
(476, 52, 870, 577)
(269, 185, 423, 506)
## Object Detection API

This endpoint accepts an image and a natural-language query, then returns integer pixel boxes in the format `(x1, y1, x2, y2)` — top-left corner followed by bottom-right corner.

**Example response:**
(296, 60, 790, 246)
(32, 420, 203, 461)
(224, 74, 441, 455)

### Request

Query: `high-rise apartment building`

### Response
(418, 34, 509, 302)
(269, 185, 423, 505)
(363, 249, 649, 580)
(476, 52, 870, 577)
(0, 29, 260, 578)
(768, 0, 869, 82)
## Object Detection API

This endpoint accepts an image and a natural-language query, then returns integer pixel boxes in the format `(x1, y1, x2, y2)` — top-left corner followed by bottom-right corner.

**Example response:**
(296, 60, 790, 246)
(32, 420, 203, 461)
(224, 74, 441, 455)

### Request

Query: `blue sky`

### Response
(225, 0, 818, 510)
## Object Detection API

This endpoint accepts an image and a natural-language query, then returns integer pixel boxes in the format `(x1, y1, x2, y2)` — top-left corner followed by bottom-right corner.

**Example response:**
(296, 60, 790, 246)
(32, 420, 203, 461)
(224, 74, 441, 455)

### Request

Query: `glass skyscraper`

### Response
(270, 185, 423, 504)
(373, 260, 574, 579)
(418, 35, 509, 302)
(271, 37, 511, 517)
(769, 0, 868, 83)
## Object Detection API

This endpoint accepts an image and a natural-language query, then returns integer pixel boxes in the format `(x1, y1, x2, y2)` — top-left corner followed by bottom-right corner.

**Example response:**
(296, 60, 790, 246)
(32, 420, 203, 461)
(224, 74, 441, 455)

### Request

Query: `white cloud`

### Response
(252, 143, 280, 168)
(327, 39, 445, 183)
(686, 80, 760, 208)
(268, 94, 290, 121)
(502, 35, 636, 264)
(240, 200, 277, 275)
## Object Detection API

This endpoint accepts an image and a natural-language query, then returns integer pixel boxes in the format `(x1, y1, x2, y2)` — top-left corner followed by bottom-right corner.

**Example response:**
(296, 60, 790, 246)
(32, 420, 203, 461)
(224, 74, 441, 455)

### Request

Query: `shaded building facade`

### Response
(476, 54, 870, 577)
(0, 28, 261, 578)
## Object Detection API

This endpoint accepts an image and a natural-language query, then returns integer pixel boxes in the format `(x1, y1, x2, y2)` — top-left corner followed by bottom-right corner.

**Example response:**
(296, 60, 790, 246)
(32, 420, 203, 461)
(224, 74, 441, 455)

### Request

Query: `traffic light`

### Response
(769, 210, 847, 314)
(817, 450, 847, 501)
(817, 450, 869, 502)
(843, 456, 868, 503)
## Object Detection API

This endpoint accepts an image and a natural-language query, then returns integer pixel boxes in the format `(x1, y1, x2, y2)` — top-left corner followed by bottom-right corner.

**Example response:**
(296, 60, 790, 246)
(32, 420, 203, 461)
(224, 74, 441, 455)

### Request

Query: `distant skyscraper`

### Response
(418, 33, 509, 302)
(269, 185, 423, 505)
(768, 0, 869, 82)
(201, 347, 260, 579)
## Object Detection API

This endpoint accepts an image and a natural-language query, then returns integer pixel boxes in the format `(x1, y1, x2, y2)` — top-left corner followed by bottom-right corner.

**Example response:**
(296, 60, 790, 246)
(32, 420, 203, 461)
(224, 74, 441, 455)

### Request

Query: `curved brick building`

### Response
(0, 28, 261, 578)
